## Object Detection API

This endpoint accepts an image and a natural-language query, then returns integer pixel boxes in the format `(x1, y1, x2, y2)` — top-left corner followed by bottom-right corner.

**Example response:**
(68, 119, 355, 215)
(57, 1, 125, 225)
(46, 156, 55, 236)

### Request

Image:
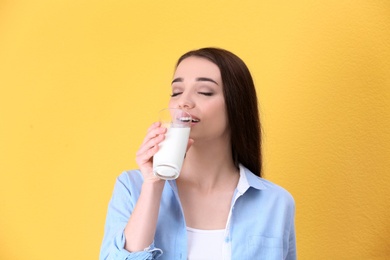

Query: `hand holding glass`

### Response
(153, 108, 192, 180)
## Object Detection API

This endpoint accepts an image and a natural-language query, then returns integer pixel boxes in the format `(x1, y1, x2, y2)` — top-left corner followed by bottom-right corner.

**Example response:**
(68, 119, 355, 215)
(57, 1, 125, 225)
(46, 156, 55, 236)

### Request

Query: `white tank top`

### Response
(187, 226, 225, 259)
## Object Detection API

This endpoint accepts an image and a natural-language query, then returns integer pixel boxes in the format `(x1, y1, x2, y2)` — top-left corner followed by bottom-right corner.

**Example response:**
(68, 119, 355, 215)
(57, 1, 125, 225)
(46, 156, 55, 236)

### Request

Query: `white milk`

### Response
(153, 127, 191, 180)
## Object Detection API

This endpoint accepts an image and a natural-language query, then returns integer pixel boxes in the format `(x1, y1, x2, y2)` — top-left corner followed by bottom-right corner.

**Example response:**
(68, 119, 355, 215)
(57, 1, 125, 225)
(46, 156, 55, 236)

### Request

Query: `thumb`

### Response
(186, 138, 194, 152)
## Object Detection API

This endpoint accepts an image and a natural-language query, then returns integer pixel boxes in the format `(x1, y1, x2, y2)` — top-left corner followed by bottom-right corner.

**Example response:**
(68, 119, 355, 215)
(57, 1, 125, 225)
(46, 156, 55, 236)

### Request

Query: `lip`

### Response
(189, 114, 200, 126)
(178, 114, 200, 125)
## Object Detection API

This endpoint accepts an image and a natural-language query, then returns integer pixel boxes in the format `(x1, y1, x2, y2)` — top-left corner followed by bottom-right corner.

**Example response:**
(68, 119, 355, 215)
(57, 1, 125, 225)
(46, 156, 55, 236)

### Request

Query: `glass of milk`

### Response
(153, 108, 192, 180)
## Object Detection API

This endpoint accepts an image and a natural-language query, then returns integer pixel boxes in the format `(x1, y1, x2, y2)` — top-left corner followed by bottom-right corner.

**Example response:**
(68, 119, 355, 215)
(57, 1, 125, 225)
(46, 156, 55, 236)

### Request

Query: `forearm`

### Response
(124, 179, 165, 252)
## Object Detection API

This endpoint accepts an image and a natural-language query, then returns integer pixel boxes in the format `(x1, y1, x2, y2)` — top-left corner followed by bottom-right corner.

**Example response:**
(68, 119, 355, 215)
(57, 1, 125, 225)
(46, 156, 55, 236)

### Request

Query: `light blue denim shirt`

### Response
(100, 165, 296, 260)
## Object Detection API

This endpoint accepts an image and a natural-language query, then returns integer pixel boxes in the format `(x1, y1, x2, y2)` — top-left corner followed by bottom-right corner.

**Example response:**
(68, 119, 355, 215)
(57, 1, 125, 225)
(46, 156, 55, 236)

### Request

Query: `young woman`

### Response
(100, 48, 296, 260)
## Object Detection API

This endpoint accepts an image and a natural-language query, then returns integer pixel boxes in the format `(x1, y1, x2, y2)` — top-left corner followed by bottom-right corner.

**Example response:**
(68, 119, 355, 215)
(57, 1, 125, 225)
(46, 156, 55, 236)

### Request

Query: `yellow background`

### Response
(1, 0, 389, 259)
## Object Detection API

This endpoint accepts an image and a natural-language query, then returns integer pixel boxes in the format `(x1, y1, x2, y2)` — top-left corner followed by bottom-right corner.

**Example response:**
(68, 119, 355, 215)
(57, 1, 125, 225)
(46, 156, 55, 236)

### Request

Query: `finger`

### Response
(141, 124, 167, 146)
(137, 132, 165, 158)
(146, 121, 161, 133)
(136, 144, 159, 166)
(186, 138, 194, 152)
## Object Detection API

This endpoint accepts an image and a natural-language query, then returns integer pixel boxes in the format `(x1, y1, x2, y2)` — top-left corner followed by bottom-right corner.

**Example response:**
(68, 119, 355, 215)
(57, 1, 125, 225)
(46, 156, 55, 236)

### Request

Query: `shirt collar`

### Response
(168, 164, 267, 194)
(236, 164, 267, 194)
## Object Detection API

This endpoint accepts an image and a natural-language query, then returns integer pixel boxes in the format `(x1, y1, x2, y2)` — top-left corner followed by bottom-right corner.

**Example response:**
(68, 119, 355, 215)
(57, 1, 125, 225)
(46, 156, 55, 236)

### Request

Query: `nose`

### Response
(176, 92, 195, 110)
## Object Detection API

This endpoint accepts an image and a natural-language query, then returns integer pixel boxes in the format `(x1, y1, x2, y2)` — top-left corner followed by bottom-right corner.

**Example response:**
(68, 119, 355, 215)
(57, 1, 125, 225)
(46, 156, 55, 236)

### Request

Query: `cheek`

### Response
(168, 99, 175, 108)
(212, 103, 229, 129)
(221, 110, 229, 131)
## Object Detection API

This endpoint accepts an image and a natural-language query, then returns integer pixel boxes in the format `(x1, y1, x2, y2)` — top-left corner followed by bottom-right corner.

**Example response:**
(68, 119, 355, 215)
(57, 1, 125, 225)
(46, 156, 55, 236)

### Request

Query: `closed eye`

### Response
(170, 92, 182, 97)
(198, 92, 213, 96)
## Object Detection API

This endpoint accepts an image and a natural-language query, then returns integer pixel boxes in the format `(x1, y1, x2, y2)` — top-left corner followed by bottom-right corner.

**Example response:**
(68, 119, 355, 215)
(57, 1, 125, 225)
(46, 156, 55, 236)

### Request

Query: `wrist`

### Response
(140, 180, 165, 200)
(142, 176, 165, 189)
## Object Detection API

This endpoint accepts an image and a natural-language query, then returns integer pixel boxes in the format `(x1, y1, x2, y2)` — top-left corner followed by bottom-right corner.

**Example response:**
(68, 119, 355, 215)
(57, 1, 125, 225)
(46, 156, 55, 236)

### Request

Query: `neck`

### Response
(179, 139, 239, 191)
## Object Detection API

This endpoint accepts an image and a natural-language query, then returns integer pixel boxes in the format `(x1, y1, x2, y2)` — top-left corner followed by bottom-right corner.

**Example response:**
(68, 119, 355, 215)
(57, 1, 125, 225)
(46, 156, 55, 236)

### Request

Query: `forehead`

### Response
(173, 57, 221, 80)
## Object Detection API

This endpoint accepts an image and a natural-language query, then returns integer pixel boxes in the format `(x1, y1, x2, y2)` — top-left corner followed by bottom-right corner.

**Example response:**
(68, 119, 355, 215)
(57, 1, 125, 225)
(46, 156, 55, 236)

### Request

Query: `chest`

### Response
(179, 189, 234, 229)
(154, 186, 293, 260)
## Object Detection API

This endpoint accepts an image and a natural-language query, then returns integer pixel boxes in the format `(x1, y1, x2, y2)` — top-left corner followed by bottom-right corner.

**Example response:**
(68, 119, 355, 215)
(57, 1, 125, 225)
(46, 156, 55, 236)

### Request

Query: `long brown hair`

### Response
(176, 47, 262, 177)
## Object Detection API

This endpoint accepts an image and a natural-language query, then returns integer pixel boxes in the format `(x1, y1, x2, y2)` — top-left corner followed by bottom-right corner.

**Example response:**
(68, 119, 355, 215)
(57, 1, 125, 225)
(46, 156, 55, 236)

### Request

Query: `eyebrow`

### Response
(171, 77, 219, 85)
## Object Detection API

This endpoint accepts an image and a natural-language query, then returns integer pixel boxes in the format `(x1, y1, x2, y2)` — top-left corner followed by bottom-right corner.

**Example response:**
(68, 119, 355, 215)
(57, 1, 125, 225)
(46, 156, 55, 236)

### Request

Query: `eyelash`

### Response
(170, 92, 213, 97)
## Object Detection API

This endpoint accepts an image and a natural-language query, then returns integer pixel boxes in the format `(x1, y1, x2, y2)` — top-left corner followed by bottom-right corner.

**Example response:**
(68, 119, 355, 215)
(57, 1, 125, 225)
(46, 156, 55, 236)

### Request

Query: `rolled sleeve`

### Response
(101, 229, 162, 260)
(114, 243, 163, 260)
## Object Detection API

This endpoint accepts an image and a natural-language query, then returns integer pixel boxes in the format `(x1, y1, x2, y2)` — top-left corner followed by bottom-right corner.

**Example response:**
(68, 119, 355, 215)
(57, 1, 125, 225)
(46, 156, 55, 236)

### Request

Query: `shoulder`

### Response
(113, 169, 144, 195)
(242, 166, 295, 207)
(258, 177, 295, 205)
(117, 169, 143, 183)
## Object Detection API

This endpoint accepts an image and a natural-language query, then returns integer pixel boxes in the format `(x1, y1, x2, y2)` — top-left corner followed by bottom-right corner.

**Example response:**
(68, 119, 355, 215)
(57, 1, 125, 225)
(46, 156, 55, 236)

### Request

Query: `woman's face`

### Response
(169, 56, 229, 142)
